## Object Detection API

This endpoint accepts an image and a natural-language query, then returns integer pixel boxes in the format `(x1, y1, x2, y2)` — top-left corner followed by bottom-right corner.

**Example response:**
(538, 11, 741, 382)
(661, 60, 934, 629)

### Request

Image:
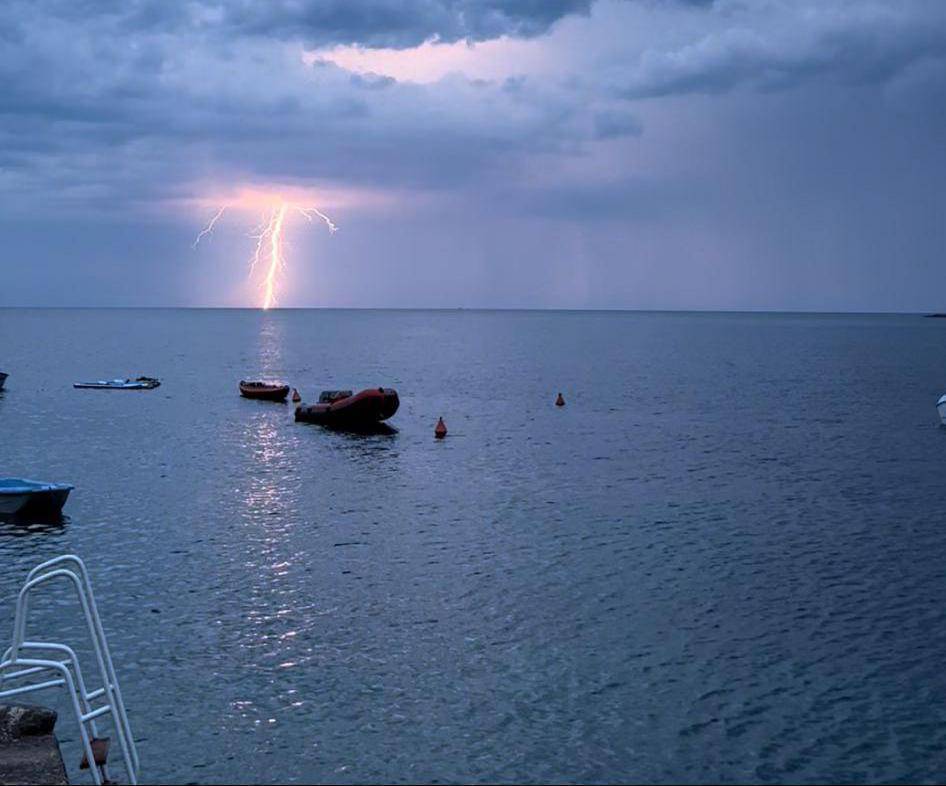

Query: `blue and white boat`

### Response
(74, 376, 160, 390)
(0, 479, 73, 517)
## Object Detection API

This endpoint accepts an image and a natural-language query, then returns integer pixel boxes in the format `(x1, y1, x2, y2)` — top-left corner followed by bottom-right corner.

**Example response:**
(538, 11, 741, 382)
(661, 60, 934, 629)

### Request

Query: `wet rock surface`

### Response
(0, 704, 58, 742)
(0, 704, 67, 785)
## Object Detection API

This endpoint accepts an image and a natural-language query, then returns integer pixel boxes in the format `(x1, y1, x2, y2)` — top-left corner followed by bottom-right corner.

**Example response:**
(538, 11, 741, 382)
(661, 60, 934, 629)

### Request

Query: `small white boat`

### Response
(937, 394, 946, 425)
(74, 376, 160, 390)
(0, 478, 73, 517)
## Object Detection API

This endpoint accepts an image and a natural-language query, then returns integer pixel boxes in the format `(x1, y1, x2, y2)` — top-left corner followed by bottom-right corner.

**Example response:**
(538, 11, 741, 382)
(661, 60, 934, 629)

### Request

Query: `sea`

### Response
(2, 308, 946, 784)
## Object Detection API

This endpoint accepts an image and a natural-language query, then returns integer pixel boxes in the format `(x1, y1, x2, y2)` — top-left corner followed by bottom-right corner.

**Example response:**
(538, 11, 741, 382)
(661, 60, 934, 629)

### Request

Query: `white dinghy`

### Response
(74, 376, 160, 390)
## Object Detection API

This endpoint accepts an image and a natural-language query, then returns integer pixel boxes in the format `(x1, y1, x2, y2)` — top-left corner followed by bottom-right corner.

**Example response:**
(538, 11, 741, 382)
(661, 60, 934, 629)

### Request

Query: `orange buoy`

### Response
(434, 417, 447, 439)
(555, 392, 565, 407)
(291, 388, 301, 403)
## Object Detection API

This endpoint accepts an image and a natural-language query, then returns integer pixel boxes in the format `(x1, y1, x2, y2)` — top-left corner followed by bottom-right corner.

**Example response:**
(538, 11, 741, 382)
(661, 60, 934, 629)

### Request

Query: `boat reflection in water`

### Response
(0, 513, 68, 534)
(319, 421, 398, 436)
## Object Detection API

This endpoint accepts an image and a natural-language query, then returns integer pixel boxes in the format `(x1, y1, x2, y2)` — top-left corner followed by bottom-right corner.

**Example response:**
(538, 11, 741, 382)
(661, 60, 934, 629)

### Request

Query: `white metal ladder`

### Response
(0, 555, 140, 784)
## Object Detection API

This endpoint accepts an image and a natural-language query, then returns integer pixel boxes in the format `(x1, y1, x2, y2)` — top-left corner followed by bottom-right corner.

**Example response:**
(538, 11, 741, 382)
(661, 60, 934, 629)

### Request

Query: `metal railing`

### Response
(0, 555, 139, 784)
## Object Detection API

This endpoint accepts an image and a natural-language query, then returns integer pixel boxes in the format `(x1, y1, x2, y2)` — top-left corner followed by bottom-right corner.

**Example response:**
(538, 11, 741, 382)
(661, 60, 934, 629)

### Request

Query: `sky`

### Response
(1, 0, 944, 310)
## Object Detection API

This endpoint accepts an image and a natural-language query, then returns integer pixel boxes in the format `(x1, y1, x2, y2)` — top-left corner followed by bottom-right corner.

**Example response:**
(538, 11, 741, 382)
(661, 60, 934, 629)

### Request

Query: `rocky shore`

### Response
(0, 703, 67, 785)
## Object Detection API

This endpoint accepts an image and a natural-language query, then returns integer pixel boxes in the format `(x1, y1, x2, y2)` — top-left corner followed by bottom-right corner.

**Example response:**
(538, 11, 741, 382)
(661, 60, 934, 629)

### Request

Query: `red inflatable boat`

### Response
(295, 388, 399, 429)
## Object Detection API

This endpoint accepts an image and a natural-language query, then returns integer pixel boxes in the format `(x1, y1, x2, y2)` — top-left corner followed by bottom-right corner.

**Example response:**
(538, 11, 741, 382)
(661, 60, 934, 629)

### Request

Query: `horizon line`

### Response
(0, 305, 940, 316)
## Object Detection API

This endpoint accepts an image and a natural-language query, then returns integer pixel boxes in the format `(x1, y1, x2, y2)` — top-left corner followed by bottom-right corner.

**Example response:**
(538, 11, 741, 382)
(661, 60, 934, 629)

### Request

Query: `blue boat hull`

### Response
(0, 480, 72, 517)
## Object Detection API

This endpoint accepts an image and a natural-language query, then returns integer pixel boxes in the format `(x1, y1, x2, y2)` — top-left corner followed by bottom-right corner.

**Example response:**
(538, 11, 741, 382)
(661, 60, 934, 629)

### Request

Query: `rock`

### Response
(0, 704, 57, 742)
(0, 704, 67, 785)
(0, 734, 68, 785)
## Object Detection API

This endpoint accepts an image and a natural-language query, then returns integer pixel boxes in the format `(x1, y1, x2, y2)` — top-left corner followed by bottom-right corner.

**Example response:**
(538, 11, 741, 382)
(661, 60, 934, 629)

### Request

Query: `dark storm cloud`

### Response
(616, 1, 946, 98)
(0, 0, 595, 212)
(1, 0, 946, 308)
(216, 0, 594, 49)
(7, 0, 591, 48)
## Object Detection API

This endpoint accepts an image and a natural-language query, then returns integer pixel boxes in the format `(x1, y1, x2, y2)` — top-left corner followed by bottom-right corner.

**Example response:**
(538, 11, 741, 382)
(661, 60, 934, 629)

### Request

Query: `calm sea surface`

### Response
(2, 308, 946, 784)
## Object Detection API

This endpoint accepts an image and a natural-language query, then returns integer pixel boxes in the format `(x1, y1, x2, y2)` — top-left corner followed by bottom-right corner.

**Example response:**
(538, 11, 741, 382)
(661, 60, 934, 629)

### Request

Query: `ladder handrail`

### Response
(12, 571, 116, 721)
(0, 641, 116, 745)
(23, 555, 139, 773)
(4, 561, 139, 783)
(0, 656, 103, 786)
(0, 649, 131, 785)
(1, 641, 102, 737)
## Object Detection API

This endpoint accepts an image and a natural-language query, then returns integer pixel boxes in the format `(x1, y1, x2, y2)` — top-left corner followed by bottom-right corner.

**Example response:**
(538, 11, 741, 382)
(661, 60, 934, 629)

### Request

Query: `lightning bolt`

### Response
(296, 206, 338, 234)
(192, 205, 228, 248)
(261, 204, 287, 311)
(194, 197, 337, 310)
(249, 207, 276, 276)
